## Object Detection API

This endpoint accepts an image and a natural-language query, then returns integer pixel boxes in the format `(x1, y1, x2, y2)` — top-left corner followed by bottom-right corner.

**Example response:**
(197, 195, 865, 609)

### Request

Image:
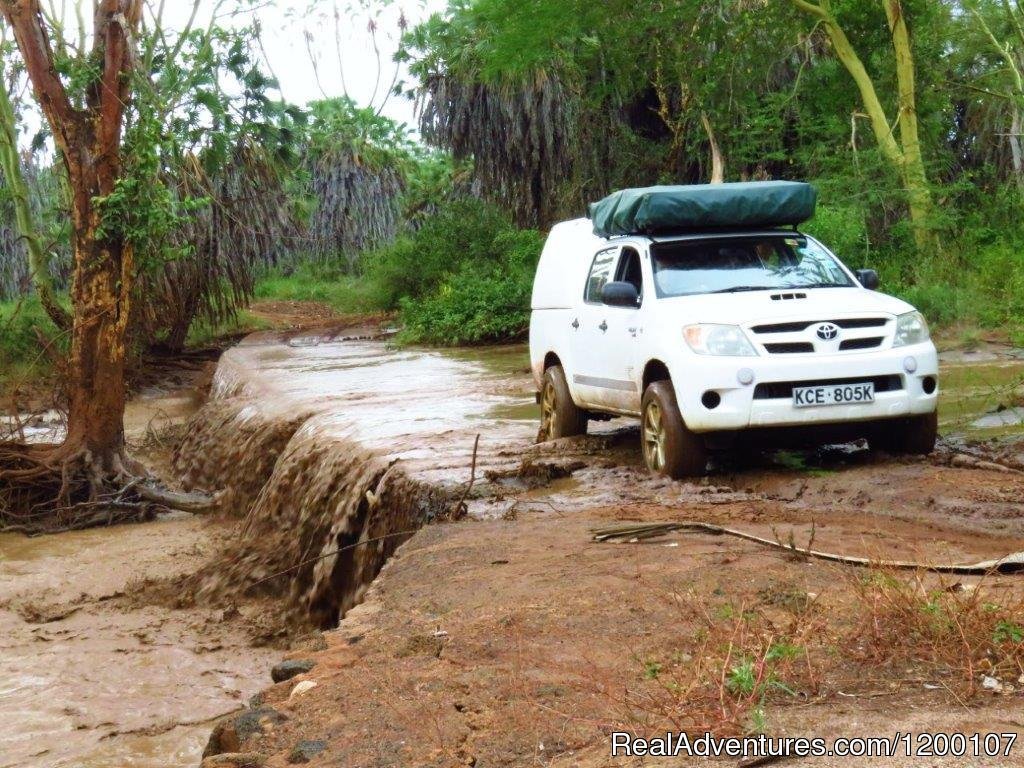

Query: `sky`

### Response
(46, 0, 448, 130)
(228, 0, 447, 128)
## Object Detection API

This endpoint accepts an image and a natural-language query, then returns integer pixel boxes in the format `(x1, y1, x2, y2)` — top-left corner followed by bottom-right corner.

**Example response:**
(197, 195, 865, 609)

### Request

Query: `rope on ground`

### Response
(592, 522, 1024, 575)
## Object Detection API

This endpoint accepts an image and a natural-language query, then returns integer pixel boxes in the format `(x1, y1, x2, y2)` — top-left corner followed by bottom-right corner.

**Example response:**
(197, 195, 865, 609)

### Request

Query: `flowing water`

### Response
(2, 331, 1022, 768)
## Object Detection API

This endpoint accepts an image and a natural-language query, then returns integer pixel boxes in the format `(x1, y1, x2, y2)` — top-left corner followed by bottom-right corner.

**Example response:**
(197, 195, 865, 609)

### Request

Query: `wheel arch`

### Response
(642, 359, 671, 392)
(543, 351, 562, 371)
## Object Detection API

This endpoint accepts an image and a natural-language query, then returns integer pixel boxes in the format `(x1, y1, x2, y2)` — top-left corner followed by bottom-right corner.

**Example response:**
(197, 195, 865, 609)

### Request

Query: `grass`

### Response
(253, 263, 381, 314)
(609, 567, 1024, 739)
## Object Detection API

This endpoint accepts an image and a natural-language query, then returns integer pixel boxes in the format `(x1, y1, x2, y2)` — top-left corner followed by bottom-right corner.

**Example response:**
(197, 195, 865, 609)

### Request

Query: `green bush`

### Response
(363, 199, 513, 308)
(359, 199, 543, 344)
(0, 296, 68, 387)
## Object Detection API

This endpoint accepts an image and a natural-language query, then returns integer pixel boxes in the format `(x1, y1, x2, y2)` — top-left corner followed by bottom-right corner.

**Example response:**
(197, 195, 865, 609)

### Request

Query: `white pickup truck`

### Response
(529, 182, 939, 478)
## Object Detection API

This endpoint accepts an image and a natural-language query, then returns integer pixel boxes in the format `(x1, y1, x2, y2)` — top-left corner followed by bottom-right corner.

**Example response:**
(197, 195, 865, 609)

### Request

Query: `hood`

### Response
(655, 287, 914, 325)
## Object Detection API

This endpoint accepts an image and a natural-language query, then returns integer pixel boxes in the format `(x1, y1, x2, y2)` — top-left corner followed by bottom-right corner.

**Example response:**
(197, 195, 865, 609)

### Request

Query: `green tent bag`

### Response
(588, 181, 817, 238)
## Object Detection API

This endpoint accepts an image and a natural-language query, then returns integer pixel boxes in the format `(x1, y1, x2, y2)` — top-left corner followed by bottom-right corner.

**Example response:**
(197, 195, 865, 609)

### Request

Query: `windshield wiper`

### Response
(708, 286, 775, 294)
(792, 283, 849, 289)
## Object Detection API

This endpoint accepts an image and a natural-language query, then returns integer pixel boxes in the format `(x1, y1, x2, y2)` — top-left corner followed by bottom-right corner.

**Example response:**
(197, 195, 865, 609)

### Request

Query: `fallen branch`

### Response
(592, 522, 1024, 575)
(135, 482, 219, 514)
(948, 453, 1024, 475)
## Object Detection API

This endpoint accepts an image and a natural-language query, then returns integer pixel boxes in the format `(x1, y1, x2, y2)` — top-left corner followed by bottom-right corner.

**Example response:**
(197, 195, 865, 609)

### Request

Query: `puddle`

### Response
(938, 357, 1024, 438)
(972, 406, 1024, 429)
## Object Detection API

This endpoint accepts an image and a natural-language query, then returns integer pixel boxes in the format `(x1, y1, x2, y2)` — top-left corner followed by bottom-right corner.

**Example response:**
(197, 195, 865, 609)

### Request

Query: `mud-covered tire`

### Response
(539, 365, 587, 441)
(641, 380, 708, 478)
(868, 411, 938, 456)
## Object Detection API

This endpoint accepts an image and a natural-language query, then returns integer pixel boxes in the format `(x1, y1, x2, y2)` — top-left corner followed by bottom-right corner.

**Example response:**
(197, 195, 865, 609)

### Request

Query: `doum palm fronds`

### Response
(417, 70, 577, 227)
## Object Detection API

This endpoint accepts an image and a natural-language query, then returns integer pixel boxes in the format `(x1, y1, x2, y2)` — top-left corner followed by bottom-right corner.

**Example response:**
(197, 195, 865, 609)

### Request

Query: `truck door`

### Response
(571, 245, 644, 414)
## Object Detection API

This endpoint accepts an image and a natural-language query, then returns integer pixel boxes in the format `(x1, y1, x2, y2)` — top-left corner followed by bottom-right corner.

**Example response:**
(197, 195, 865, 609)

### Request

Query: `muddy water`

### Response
(0, 516, 279, 768)
(204, 337, 543, 485)
(0, 385, 280, 768)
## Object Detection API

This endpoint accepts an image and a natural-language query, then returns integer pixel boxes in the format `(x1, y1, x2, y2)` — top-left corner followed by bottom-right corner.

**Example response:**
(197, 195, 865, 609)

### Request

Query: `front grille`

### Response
(753, 374, 903, 400)
(839, 337, 884, 351)
(764, 342, 815, 354)
(836, 318, 889, 329)
(752, 321, 812, 334)
(751, 317, 889, 334)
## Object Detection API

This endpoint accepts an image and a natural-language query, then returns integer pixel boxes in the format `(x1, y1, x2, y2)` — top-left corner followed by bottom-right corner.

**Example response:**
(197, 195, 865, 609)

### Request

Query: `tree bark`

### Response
(883, 0, 938, 254)
(700, 111, 725, 183)
(1011, 107, 1024, 190)
(1, 0, 140, 469)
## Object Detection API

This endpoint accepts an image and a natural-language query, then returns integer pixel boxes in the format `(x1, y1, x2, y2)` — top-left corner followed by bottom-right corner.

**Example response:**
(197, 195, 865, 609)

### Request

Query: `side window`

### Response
(615, 247, 643, 303)
(584, 247, 618, 303)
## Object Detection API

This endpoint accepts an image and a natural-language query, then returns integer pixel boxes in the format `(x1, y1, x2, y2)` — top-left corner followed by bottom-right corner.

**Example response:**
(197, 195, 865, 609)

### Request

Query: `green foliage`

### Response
(0, 296, 68, 386)
(358, 199, 543, 345)
(363, 199, 512, 307)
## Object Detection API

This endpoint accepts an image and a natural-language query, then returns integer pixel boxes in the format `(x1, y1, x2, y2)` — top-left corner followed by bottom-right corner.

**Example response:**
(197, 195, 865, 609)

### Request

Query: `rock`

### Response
(288, 740, 327, 764)
(271, 659, 316, 683)
(288, 679, 318, 702)
(201, 753, 266, 768)
(204, 707, 288, 757)
(982, 675, 1003, 693)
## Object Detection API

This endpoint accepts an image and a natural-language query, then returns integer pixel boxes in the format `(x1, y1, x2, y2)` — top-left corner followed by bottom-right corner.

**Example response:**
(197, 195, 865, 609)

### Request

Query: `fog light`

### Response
(701, 391, 722, 410)
(922, 376, 937, 395)
(903, 356, 918, 374)
(737, 367, 755, 386)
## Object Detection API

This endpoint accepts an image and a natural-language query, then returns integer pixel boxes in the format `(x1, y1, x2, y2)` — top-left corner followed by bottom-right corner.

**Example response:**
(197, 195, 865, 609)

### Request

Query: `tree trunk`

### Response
(63, 234, 131, 464)
(791, 0, 937, 255)
(1010, 107, 1024, 190)
(884, 0, 938, 255)
(700, 111, 725, 183)
(0, 0, 140, 474)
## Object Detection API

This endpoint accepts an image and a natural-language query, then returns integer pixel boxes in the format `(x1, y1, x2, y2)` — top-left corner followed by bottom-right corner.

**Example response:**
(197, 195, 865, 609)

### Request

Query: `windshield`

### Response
(650, 236, 854, 298)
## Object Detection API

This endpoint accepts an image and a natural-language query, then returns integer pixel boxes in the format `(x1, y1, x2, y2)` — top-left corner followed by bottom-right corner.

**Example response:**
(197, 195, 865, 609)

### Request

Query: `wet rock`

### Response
(288, 740, 327, 763)
(200, 753, 266, 768)
(204, 707, 287, 757)
(271, 659, 316, 683)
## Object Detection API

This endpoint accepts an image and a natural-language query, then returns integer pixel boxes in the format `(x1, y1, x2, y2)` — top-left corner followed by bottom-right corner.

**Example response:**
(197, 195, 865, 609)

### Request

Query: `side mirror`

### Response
(856, 269, 879, 290)
(601, 281, 640, 307)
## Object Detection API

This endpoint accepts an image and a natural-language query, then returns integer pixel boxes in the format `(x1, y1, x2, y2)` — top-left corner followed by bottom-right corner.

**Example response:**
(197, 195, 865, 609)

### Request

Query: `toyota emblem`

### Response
(816, 322, 840, 341)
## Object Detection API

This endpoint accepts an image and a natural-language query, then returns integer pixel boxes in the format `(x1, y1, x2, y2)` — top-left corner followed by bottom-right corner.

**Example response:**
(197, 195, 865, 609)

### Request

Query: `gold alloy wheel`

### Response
(643, 399, 666, 471)
(540, 380, 557, 437)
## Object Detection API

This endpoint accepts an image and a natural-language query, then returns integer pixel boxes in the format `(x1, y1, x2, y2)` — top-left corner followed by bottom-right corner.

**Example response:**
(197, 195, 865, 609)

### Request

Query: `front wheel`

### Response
(868, 411, 938, 456)
(538, 365, 587, 441)
(641, 381, 708, 478)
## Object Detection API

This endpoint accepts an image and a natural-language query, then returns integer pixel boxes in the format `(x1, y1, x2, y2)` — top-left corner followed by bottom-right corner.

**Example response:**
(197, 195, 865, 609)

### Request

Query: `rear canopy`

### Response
(588, 181, 817, 238)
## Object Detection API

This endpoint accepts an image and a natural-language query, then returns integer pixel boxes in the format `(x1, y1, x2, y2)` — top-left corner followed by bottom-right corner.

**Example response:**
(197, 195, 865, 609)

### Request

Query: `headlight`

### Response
(683, 324, 758, 356)
(893, 311, 930, 347)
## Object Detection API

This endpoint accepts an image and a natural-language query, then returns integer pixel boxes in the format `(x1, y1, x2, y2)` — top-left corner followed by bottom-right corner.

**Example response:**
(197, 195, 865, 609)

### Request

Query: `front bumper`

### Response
(670, 342, 939, 433)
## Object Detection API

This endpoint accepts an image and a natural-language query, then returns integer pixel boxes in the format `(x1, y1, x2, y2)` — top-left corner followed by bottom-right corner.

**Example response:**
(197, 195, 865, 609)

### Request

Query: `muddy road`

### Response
(2, 324, 1023, 767)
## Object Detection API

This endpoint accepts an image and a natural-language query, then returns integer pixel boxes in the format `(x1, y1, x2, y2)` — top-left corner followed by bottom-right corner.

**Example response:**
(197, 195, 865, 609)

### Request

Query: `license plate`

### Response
(793, 382, 875, 408)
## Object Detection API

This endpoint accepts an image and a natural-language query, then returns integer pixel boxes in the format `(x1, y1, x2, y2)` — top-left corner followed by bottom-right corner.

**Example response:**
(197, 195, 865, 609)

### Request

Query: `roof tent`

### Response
(588, 181, 817, 238)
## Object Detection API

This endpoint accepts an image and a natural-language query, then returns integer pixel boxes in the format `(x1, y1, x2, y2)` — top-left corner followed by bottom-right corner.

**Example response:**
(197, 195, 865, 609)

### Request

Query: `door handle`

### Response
(598, 320, 608, 332)
(571, 318, 579, 330)
(628, 326, 638, 337)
